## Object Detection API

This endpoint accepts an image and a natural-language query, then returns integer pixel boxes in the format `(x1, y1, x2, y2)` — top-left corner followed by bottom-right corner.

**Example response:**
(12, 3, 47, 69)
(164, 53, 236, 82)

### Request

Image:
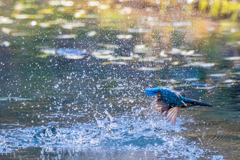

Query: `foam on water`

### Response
(0, 102, 217, 159)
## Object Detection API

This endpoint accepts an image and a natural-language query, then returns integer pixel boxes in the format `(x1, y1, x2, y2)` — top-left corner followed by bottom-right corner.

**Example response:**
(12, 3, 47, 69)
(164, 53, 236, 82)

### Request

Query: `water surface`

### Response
(0, 1, 240, 159)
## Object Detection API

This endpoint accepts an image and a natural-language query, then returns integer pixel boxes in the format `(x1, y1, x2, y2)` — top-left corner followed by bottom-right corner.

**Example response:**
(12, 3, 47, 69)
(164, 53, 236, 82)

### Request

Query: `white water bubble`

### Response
(31, 21, 37, 26)
(54, 84, 59, 88)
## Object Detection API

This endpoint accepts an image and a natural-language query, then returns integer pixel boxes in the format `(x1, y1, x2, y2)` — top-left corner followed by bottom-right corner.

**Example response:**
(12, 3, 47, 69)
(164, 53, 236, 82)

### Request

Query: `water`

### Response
(1, 0, 240, 159)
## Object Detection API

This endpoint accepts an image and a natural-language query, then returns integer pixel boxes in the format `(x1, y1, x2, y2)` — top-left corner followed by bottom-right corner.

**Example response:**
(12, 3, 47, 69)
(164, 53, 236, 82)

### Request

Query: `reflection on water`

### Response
(0, 0, 240, 159)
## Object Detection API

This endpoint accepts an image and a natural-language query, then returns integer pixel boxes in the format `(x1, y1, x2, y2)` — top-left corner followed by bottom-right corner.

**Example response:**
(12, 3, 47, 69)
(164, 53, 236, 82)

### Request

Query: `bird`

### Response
(145, 87, 213, 125)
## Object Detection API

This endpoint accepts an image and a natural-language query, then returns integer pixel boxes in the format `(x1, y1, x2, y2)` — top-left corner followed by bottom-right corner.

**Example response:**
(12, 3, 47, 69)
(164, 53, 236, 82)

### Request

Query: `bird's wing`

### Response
(154, 101, 170, 114)
(171, 90, 187, 99)
(166, 107, 179, 125)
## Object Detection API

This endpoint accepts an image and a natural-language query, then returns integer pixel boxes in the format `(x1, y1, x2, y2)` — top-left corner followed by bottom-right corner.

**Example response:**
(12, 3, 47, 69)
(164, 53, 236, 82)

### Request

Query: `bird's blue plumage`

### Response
(145, 87, 212, 108)
(145, 87, 162, 96)
(145, 87, 185, 107)
(146, 87, 212, 125)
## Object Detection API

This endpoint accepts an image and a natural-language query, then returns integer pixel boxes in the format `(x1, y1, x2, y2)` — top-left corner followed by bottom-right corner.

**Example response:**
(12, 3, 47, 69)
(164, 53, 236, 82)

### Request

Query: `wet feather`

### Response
(154, 101, 169, 114)
(166, 107, 179, 125)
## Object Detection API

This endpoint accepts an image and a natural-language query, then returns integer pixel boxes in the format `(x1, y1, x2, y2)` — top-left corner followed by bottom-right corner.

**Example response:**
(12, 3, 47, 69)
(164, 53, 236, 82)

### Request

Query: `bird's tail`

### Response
(198, 102, 213, 107)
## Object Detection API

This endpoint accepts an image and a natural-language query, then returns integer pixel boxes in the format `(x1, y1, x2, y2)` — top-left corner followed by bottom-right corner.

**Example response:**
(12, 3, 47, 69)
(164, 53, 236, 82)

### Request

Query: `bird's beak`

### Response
(198, 102, 213, 107)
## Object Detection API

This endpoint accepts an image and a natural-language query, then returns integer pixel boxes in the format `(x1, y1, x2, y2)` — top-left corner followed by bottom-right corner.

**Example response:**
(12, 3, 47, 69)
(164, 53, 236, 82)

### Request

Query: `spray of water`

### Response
(0, 100, 215, 159)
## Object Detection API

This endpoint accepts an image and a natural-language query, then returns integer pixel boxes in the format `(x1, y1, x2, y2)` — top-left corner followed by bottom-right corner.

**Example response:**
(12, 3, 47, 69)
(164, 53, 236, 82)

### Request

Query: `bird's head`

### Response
(145, 87, 167, 96)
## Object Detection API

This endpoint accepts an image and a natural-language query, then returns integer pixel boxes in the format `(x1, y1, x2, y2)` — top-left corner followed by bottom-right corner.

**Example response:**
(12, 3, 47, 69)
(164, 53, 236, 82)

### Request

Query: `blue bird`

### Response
(145, 87, 213, 125)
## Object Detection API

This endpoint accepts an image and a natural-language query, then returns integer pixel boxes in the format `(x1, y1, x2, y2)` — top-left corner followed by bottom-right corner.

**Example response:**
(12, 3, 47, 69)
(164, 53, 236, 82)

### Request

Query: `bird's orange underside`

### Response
(180, 103, 192, 108)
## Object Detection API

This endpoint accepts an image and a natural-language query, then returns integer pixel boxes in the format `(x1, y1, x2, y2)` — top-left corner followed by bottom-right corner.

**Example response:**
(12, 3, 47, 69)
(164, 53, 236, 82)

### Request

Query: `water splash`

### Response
(0, 103, 214, 159)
